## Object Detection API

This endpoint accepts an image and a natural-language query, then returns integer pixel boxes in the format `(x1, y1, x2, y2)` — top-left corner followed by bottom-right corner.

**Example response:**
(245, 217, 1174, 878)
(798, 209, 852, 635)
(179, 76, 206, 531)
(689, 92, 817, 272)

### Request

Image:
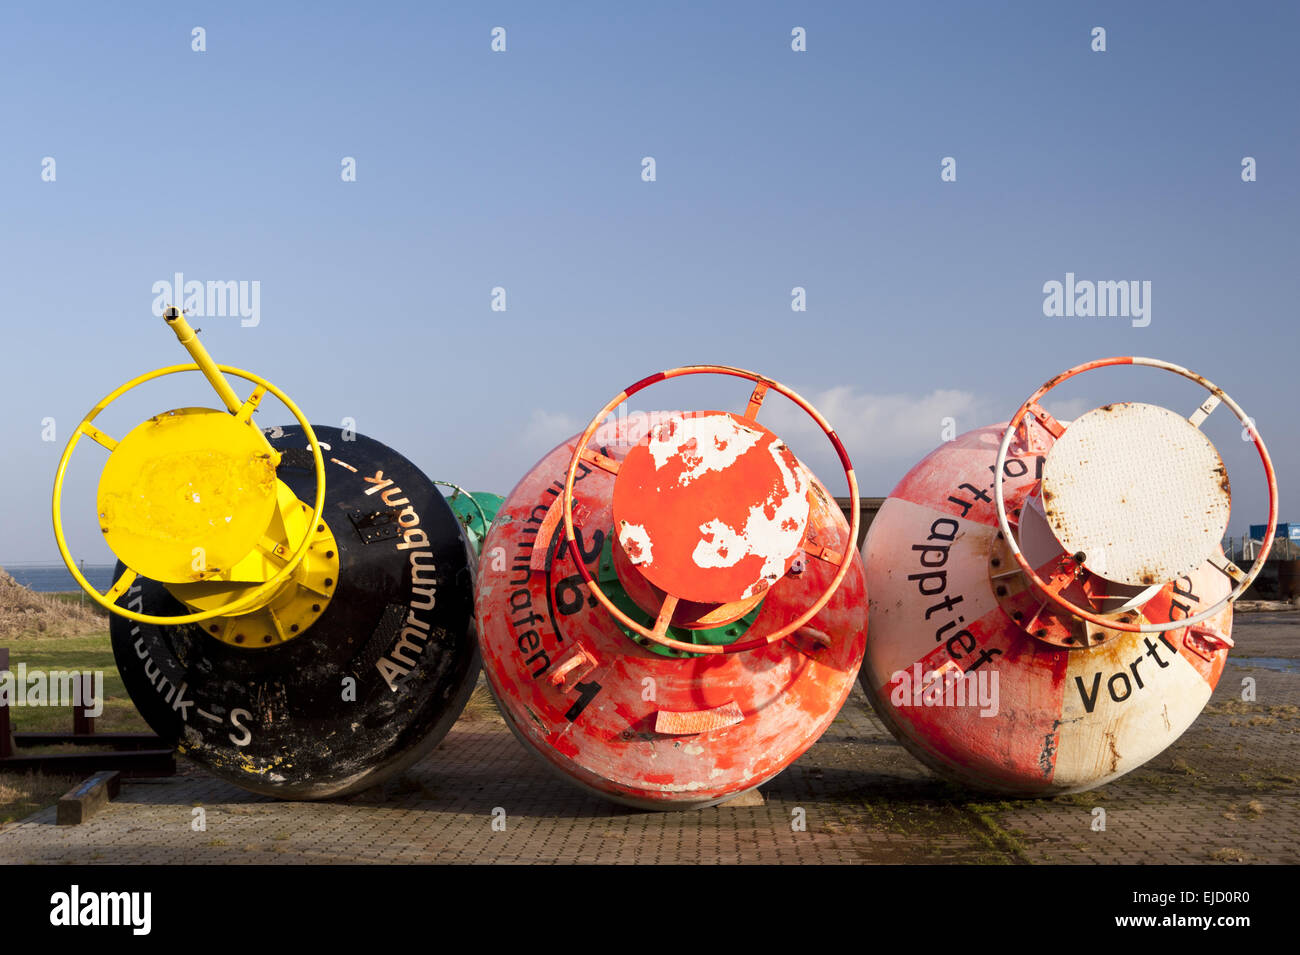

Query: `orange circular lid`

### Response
(610, 410, 810, 605)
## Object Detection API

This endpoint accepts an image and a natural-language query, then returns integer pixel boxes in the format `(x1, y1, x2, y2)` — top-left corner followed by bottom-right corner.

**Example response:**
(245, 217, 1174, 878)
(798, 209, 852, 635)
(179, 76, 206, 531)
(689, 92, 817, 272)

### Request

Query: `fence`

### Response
(1223, 537, 1300, 563)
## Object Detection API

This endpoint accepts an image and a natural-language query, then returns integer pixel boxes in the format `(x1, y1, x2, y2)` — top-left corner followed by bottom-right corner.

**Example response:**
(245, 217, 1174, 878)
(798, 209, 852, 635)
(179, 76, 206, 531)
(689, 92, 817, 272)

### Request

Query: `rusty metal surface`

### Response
(558, 367, 862, 658)
(612, 411, 810, 605)
(1040, 402, 1231, 587)
(861, 421, 1233, 795)
(993, 357, 1279, 634)
(653, 701, 746, 735)
(476, 415, 867, 809)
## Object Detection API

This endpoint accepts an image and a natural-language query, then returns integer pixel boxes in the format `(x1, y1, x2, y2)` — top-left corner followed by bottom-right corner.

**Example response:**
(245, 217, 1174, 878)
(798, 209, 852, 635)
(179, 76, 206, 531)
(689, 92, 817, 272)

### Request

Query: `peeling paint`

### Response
(647, 413, 761, 485)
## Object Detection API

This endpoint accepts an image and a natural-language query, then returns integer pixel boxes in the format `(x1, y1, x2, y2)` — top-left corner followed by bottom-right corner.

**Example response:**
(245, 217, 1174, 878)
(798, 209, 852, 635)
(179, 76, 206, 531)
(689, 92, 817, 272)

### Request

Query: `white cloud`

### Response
(750, 385, 999, 494)
(522, 408, 583, 447)
(465, 408, 588, 493)
(512, 389, 1105, 497)
(766, 385, 1000, 463)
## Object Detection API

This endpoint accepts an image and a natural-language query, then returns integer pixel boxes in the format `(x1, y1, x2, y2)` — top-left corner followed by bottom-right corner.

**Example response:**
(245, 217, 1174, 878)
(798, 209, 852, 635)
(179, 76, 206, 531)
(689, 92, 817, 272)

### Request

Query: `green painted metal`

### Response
(435, 482, 503, 553)
(595, 532, 762, 658)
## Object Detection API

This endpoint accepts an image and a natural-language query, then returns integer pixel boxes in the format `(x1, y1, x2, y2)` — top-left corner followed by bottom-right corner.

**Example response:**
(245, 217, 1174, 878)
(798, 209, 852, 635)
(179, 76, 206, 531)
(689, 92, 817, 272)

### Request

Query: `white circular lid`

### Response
(1040, 402, 1231, 587)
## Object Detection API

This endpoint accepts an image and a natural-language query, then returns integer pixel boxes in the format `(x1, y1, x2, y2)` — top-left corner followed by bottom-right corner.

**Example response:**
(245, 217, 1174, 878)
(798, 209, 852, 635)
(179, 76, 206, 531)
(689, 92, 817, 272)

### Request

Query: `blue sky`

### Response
(1, 1, 1295, 563)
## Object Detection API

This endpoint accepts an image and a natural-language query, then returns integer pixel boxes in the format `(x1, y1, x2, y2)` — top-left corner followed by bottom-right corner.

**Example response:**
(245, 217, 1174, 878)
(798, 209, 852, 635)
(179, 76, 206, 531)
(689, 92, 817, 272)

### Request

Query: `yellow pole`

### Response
(162, 306, 279, 461)
(162, 306, 243, 413)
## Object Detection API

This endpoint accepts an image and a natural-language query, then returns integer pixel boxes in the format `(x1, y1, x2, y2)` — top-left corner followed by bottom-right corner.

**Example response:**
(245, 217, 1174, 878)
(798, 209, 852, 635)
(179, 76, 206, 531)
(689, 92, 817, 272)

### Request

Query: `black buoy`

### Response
(53, 310, 480, 798)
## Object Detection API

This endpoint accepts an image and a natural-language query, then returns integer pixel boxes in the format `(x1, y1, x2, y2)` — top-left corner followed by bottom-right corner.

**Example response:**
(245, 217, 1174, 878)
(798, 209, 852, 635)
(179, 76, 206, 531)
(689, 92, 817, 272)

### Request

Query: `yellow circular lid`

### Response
(96, 407, 279, 583)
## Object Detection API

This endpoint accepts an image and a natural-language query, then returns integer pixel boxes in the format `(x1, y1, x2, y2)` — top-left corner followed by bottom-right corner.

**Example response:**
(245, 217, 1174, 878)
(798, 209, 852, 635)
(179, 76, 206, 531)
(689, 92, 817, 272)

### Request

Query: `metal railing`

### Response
(1223, 537, 1299, 563)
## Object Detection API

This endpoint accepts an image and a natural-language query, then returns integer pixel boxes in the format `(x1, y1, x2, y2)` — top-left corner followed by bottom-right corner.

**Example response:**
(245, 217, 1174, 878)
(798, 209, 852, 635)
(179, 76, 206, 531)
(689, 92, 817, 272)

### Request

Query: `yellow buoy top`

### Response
(96, 406, 279, 583)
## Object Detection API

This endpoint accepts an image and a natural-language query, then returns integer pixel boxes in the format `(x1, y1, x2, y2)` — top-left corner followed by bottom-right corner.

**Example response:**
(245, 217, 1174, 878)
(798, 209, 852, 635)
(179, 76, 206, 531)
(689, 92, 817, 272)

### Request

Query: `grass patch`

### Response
(1204, 700, 1299, 718)
(1245, 775, 1298, 793)
(0, 578, 149, 824)
(1051, 791, 1108, 806)
(1, 573, 145, 733)
(845, 786, 1024, 864)
(954, 802, 1031, 863)
(1207, 847, 1250, 863)
(2, 630, 148, 734)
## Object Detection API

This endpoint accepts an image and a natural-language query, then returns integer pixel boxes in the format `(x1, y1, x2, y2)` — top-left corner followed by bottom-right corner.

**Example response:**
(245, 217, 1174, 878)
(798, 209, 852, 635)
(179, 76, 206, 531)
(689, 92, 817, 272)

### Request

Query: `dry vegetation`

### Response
(0, 570, 120, 825)
(0, 568, 106, 639)
(460, 680, 503, 721)
(0, 771, 79, 826)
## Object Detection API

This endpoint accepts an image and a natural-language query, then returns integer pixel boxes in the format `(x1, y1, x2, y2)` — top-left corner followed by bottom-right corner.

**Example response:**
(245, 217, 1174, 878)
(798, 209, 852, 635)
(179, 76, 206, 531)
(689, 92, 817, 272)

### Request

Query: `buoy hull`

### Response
(476, 419, 867, 809)
(861, 422, 1230, 795)
(110, 425, 480, 799)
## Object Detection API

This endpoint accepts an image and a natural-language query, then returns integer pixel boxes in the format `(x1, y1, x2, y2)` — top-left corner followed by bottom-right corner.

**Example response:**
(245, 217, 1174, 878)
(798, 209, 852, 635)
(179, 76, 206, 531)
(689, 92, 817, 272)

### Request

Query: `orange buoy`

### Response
(475, 366, 868, 808)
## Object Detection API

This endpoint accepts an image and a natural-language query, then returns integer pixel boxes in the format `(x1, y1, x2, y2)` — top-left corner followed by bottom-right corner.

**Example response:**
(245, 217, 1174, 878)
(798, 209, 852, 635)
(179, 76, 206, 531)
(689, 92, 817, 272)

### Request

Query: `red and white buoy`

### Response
(475, 366, 868, 809)
(860, 357, 1278, 795)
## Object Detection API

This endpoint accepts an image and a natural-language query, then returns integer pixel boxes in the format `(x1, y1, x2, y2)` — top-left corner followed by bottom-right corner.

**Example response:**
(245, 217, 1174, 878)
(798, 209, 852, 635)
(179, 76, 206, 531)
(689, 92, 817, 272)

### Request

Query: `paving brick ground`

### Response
(2, 613, 1295, 864)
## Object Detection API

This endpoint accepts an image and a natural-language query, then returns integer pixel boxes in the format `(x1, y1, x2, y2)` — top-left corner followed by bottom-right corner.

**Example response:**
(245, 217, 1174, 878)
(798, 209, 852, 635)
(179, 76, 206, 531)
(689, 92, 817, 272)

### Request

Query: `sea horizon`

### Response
(1, 563, 117, 593)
